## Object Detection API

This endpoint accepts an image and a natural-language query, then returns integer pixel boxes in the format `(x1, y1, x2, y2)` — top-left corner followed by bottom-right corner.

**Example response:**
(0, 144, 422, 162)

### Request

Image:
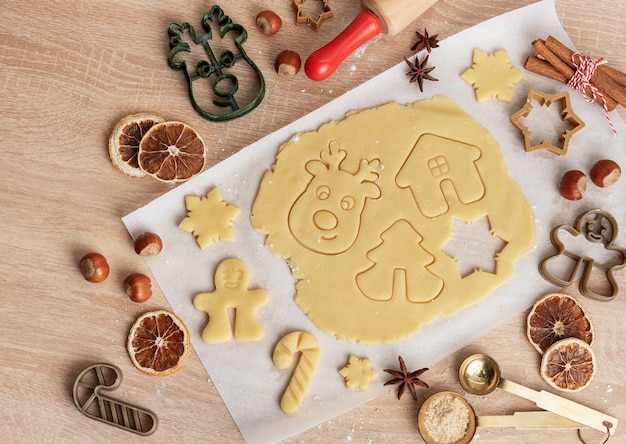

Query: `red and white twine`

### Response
(567, 52, 617, 136)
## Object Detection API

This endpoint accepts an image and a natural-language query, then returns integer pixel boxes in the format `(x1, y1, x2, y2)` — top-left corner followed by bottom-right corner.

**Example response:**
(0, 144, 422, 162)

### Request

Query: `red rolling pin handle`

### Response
(304, 10, 382, 82)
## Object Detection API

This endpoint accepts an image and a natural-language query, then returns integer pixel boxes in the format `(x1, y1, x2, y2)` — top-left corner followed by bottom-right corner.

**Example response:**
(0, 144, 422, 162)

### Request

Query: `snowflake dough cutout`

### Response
(461, 49, 523, 103)
(339, 355, 378, 391)
(179, 188, 240, 249)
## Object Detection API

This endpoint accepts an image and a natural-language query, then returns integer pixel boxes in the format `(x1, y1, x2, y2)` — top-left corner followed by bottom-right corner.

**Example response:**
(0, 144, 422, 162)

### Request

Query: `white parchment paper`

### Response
(123, 1, 626, 442)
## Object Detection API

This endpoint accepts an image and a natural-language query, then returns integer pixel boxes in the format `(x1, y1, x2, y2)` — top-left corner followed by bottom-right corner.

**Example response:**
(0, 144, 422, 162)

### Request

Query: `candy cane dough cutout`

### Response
(273, 331, 321, 414)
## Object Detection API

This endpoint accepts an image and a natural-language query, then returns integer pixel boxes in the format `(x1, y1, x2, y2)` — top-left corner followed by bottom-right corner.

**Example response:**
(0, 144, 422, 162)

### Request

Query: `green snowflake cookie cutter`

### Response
(168, 5, 265, 122)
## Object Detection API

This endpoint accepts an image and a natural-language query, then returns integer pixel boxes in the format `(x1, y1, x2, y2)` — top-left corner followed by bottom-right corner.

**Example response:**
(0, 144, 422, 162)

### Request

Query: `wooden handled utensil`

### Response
(477, 411, 587, 430)
(418, 392, 587, 444)
(459, 354, 618, 436)
(305, 0, 440, 81)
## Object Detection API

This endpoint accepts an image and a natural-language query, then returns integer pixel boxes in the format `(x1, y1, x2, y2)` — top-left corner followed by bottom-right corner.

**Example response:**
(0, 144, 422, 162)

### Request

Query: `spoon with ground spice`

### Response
(418, 391, 476, 444)
(458, 354, 617, 436)
(418, 391, 587, 444)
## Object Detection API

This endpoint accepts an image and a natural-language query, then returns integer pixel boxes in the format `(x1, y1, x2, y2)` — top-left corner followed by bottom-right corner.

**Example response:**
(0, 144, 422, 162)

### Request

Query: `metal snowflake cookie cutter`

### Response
(510, 88, 585, 156)
(539, 209, 626, 301)
(73, 363, 158, 435)
(292, 0, 334, 31)
(167, 5, 265, 122)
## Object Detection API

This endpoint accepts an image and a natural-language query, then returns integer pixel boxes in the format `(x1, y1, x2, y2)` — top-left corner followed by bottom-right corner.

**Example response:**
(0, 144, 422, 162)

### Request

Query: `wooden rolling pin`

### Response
(305, 0, 440, 81)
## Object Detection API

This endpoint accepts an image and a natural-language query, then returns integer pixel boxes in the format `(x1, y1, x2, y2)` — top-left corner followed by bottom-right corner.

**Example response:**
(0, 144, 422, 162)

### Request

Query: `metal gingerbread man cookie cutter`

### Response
(167, 5, 265, 122)
(539, 209, 626, 301)
(73, 363, 158, 435)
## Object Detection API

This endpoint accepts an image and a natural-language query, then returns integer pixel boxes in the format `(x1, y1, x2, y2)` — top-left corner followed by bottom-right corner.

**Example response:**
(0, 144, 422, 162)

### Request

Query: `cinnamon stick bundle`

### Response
(545, 36, 626, 89)
(524, 35, 626, 111)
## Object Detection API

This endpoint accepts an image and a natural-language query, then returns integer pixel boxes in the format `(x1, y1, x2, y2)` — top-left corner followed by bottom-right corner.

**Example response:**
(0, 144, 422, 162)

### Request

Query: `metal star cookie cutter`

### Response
(292, 0, 334, 31)
(168, 5, 265, 121)
(510, 88, 585, 156)
(539, 209, 626, 301)
(73, 363, 158, 435)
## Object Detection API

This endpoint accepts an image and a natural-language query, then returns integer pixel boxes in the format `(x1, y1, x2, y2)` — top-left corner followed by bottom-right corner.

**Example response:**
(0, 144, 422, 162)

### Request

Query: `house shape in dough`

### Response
(396, 134, 485, 218)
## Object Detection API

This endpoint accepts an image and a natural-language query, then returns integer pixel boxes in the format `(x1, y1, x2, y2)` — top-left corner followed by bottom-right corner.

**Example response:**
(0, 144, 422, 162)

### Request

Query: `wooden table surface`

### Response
(2, 0, 625, 442)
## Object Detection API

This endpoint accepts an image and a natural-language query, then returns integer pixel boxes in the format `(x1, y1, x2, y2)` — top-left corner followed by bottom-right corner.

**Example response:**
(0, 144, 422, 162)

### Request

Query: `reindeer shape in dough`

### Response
(288, 140, 381, 255)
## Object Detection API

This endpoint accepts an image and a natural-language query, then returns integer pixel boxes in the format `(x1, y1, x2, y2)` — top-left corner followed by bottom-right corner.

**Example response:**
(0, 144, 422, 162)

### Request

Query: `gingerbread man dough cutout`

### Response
(194, 258, 269, 343)
(540, 209, 626, 301)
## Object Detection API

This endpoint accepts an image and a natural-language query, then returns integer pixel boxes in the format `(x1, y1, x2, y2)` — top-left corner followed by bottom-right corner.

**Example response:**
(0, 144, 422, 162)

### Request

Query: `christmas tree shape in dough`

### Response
(357, 219, 443, 303)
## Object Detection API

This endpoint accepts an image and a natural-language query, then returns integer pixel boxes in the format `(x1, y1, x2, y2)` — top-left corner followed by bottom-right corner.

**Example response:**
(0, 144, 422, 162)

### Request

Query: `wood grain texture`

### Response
(1, 1, 624, 442)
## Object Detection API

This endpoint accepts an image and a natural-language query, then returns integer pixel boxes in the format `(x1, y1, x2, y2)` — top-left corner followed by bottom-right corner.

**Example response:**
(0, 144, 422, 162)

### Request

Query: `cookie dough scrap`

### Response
(179, 187, 240, 249)
(461, 49, 523, 103)
(194, 258, 269, 344)
(339, 355, 377, 391)
(251, 96, 535, 344)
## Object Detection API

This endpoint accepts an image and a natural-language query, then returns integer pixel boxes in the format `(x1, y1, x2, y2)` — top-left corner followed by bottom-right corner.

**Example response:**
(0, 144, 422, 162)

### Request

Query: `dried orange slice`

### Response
(526, 293, 593, 354)
(109, 113, 165, 178)
(540, 338, 596, 392)
(127, 310, 190, 377)
(138, 121, 206, 182)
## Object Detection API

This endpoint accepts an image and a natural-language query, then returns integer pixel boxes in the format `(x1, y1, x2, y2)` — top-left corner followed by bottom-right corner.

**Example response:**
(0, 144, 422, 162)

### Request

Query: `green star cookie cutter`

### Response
(73, 363, 158, 435)
(168, 5, 265, 122)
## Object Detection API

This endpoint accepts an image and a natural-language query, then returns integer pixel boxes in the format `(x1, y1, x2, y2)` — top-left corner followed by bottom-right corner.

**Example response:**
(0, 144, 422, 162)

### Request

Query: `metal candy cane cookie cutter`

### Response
(73, 363, 158, 435)
(540, 209, 626, 301)
(167, 5, 265, 122)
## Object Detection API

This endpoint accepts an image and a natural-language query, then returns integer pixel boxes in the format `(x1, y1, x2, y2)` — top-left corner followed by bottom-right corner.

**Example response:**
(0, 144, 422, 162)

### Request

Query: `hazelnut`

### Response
(275, 50, 301, 77)
(256, 10, 282, 36)
(590, 159, 621, 187)
(559, 170, 586, 201)
(79, 252, 110, 283)
(134, 232, 163, 256)
(124, 273, 152, 303)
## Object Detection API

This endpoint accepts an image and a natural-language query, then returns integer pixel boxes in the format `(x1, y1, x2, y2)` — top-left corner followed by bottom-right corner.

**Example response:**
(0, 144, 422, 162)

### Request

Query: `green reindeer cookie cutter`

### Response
(73, 363, 158, 435)
(168, 5, 265, 122)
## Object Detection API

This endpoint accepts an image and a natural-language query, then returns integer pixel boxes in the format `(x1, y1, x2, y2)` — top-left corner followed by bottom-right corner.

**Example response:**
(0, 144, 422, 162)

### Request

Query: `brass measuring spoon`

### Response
(458, 354, 617, 436)
(418, 391, 589, 444)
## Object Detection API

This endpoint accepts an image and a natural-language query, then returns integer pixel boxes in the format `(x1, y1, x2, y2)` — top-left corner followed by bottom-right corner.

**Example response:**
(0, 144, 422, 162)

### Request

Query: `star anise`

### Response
(411, 28, 439, 53)
(404, 55, 438, 92)
(384, 355, 429, 400)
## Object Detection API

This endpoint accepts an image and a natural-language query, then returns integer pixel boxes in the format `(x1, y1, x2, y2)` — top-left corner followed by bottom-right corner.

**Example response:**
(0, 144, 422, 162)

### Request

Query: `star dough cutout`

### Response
(510, 88, 585, 155)
(339, 355, 378, 391)
(461, 49, 523, 103)
(178, 187, 241, 249)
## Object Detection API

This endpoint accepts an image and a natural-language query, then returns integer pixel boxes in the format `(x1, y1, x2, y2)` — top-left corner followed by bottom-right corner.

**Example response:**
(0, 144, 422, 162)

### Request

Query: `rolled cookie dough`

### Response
(252, 96, 535, 344)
